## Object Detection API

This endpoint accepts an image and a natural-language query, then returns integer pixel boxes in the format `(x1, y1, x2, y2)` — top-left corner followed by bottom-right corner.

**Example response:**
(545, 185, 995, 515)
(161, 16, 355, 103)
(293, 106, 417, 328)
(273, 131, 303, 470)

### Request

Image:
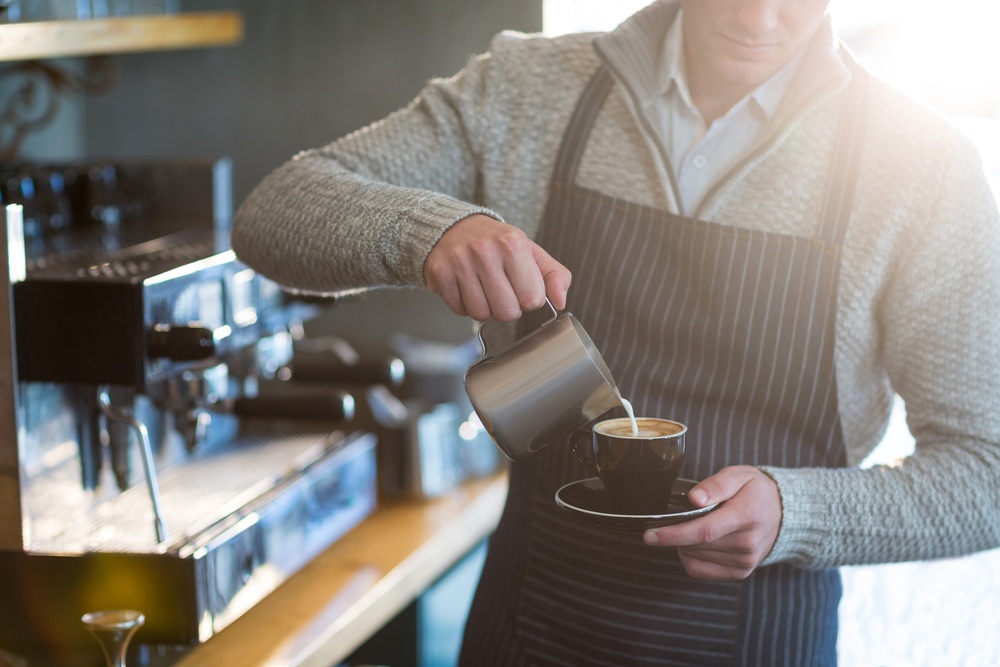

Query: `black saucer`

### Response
(555, 477, 719, 532)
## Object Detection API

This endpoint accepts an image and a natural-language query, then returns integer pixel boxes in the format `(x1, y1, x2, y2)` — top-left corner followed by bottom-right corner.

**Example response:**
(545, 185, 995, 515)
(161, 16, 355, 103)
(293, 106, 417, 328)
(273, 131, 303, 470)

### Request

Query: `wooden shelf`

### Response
(0, 12, 243, 62)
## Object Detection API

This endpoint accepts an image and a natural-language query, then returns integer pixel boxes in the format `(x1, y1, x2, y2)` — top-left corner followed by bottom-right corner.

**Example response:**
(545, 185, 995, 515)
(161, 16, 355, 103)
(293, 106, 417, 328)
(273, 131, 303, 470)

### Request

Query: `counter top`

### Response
(175, 471, 508, 667)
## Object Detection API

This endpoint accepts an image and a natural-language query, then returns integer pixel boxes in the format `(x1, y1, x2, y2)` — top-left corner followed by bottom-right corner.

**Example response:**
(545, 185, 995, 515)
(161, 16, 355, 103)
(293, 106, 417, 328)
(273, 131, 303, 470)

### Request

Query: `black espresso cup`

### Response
(570, 417, 686, 515)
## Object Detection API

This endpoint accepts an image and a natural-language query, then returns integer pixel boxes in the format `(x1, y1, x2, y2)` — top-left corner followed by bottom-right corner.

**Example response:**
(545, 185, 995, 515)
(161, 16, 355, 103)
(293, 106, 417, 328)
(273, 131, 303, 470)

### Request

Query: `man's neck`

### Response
(689, 80, 754, 127)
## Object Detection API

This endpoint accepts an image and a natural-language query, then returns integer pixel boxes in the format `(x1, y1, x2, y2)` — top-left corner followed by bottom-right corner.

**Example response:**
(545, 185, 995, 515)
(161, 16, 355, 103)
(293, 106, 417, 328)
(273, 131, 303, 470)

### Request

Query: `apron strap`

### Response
(550, 64, 615, 187)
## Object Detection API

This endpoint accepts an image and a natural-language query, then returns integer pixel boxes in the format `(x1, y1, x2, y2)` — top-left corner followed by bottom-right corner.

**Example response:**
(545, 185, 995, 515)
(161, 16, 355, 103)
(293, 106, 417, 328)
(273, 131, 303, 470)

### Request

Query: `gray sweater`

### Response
(233, 0, 1000, 568)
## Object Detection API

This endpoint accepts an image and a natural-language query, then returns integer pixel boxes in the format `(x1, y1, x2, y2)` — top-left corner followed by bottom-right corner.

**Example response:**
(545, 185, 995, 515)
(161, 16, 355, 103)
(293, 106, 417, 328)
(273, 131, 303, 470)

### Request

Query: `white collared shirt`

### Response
(642, 10, 803, 215)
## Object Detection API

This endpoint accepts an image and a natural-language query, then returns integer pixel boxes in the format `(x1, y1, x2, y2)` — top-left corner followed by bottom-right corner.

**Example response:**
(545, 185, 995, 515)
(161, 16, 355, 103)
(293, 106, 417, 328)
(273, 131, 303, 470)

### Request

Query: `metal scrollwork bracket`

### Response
(0, 55, 118, 161)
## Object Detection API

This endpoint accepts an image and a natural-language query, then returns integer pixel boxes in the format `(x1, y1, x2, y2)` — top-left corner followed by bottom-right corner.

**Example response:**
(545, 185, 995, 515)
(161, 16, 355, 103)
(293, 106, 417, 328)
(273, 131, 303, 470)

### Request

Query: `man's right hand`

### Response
(423, 214, 572, 322)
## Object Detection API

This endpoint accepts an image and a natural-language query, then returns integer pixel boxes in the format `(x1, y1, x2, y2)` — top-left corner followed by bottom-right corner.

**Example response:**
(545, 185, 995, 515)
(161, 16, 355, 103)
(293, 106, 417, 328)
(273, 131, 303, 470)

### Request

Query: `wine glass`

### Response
(81, 609, 145, 667)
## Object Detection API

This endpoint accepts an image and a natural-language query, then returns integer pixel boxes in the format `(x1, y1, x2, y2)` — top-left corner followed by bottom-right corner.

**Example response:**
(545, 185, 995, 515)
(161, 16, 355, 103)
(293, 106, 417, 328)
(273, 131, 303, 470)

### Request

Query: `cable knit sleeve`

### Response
(231, 42, 507, 294)
(762, 118, 1000, 568)
(231, 29, 597, 295)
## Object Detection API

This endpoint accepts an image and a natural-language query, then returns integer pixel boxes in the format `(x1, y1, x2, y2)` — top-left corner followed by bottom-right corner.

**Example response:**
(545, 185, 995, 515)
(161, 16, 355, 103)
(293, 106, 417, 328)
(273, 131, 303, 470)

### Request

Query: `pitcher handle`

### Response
(476, 298, 559, 360)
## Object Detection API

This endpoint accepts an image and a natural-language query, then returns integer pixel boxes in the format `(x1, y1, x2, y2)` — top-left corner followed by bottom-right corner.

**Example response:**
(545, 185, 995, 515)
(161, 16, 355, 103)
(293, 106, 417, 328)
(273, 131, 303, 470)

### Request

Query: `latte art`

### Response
(595, 417, 684, 439)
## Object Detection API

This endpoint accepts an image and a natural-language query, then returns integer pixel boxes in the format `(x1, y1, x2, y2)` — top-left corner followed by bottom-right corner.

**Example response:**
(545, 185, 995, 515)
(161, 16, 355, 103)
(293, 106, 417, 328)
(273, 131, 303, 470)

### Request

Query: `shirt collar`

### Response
(661, 9, 698, 114)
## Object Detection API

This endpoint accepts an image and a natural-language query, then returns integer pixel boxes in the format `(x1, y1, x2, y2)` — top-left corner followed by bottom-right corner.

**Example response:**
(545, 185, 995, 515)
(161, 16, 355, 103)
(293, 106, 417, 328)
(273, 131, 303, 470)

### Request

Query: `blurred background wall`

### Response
(20, 0, 542, 204)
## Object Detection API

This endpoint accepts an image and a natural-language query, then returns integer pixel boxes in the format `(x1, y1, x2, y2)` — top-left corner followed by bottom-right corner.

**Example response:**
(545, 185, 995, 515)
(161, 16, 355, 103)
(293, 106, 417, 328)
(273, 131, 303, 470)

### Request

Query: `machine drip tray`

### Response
(0, 430, 378, 647)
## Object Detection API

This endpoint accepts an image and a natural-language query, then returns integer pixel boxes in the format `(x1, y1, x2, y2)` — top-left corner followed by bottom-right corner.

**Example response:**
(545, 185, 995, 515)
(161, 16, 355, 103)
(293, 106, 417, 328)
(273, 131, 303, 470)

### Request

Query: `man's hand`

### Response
(643, 466, 782, 580)
(423, 214, 572, 322)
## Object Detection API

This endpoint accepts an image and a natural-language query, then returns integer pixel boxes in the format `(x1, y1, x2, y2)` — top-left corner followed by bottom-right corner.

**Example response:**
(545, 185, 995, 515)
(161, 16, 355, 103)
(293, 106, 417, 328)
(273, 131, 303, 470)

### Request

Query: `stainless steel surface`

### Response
(1, 430, 378, 645)
(98, 386, 169, 545)
(0, 205, 23, 551)
(464, 302, 621, 461)
(0, 160, 380, 647)
(21, 430, 361, 554)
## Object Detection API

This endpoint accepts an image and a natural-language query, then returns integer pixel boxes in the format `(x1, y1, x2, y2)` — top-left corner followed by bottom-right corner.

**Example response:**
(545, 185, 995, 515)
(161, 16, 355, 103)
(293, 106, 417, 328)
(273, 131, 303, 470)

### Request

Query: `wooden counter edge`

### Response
(175, 470, 509, 667)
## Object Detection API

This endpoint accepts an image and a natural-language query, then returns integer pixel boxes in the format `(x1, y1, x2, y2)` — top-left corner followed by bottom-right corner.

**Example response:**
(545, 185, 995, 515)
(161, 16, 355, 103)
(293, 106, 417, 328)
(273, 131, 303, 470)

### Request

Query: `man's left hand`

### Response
(643, 465, 782, 580)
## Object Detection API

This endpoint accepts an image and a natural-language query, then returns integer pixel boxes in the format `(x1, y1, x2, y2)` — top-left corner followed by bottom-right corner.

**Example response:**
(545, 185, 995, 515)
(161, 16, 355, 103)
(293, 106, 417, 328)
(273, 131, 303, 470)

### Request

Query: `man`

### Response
(232, 0, 1000, 664)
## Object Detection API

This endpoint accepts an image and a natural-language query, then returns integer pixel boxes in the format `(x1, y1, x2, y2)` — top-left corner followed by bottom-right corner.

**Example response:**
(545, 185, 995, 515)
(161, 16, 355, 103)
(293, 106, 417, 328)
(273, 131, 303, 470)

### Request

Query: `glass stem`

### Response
(81, 609, 145, 667)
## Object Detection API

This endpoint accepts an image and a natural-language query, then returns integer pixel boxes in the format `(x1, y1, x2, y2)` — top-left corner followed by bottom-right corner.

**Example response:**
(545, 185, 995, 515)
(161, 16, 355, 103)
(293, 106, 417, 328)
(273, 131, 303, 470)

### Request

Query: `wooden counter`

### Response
(175, 471, 508, 667)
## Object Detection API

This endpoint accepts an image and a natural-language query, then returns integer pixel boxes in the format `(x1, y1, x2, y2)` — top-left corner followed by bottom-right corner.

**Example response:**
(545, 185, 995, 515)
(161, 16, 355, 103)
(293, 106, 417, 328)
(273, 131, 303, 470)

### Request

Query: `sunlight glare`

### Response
(543, 0, 1000, 118)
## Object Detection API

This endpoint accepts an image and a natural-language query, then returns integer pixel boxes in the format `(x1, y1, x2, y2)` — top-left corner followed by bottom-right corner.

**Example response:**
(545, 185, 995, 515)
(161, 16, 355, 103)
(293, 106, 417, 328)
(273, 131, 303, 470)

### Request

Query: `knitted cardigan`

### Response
(232, 0, 1000, 568)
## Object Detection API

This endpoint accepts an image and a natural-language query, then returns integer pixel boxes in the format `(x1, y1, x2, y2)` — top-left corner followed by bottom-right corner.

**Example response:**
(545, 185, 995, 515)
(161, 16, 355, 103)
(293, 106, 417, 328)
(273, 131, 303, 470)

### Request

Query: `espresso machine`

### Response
(0, 159, 379, 652)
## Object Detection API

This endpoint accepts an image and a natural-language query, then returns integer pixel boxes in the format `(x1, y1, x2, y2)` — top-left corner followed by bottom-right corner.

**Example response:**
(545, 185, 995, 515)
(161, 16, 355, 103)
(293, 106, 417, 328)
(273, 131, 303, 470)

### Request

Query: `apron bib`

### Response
(461, 62, 867, 667)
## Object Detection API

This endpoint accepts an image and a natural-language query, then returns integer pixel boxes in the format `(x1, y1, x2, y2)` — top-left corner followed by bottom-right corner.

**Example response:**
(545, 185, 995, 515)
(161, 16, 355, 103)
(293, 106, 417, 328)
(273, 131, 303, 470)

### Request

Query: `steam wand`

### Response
(97, 386, 170, 545)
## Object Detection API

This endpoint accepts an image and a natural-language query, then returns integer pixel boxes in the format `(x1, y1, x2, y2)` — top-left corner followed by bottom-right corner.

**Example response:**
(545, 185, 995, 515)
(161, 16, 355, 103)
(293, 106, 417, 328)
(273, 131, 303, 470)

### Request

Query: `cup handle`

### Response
(570, 429, 598, 474)
(475, 298, 559, 359)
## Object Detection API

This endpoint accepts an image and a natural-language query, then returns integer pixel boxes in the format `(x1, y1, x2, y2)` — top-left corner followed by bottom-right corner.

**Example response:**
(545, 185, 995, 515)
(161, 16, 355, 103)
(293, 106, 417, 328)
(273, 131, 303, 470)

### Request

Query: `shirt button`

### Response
(692, 155, 708, 169)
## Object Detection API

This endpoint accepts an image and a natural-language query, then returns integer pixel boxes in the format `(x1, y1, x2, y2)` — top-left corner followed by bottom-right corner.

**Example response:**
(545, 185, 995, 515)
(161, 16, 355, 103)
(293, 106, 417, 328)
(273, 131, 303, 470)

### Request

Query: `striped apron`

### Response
(461, 63, 867, 666)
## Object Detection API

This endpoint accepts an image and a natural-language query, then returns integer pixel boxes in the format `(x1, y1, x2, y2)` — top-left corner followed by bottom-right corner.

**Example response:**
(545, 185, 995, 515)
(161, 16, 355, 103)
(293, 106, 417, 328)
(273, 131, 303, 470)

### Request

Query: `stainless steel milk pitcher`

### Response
(464, 301, 621, 461)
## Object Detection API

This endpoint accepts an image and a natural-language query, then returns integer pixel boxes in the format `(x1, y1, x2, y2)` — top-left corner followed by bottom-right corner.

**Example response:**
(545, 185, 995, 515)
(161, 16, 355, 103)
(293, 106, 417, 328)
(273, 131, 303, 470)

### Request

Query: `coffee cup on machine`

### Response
(571, 417, 686, 515)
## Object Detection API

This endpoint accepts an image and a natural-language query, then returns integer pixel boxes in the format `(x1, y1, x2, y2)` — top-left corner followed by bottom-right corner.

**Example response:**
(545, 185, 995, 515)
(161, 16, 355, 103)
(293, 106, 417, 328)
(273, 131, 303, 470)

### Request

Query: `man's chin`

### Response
(714, 59, 783, 92)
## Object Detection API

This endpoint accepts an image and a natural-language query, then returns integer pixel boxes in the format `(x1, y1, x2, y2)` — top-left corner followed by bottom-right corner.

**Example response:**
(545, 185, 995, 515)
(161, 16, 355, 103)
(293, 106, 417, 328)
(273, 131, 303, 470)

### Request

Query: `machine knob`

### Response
(147, 324, 216, 361)
(287, 353, 405, 386)
(230, 384, 356, 422)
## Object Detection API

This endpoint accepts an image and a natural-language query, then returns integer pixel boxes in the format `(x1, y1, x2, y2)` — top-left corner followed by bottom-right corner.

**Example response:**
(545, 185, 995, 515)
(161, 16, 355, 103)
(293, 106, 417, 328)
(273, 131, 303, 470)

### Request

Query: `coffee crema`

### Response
(595, 418, 684, 439)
